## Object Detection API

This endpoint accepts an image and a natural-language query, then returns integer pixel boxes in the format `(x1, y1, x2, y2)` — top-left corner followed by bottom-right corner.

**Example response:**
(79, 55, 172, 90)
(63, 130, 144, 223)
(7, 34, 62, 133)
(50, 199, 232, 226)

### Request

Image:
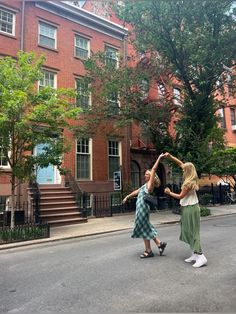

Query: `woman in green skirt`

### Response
(123, 154, 167, 258)
(164, 153, 207, 268)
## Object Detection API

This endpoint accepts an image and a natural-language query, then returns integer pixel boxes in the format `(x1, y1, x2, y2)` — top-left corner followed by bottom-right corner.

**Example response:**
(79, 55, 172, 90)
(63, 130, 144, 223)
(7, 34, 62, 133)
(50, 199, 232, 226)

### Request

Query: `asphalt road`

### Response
(1, 215, 236, 313)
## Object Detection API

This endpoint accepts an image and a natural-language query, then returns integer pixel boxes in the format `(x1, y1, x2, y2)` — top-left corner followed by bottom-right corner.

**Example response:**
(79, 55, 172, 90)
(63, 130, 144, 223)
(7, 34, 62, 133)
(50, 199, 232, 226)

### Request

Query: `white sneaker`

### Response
(192, 254, 207, 268)
(184, 253, 197, 263)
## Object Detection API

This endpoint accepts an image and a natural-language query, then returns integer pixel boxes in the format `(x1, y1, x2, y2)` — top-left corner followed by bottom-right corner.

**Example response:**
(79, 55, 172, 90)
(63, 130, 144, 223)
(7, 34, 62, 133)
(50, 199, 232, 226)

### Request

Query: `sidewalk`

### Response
(1, 204, 236, 250)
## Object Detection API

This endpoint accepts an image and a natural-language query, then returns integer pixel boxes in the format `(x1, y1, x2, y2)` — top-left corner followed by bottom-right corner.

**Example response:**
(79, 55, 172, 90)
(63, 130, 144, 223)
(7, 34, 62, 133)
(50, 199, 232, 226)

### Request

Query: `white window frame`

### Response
(139, 79, 149, 99)
(173, 87, 182, 106)
(74, 35, 90, 60)
(38, 21, 57, 49)
(39, 70, 57, 90)
(0, 7, 16, 36)
(157, 82, 165, 98)
(105, 45, 119, 69)
(76, 78, 91, 109)
(107, 91, 120, 115)
(0, 137, 9, 168)
(230, 108, 236, 126)
(76, 138, 92, 180)
(108, 140, 121, 180)
(218, 107, 226, 129)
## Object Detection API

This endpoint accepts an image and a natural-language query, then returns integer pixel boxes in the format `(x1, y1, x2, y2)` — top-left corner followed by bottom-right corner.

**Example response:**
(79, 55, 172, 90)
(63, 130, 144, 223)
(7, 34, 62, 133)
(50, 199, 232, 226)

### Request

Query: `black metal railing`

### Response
(0, 223, 50, 244)
(29, 180, 41, 223)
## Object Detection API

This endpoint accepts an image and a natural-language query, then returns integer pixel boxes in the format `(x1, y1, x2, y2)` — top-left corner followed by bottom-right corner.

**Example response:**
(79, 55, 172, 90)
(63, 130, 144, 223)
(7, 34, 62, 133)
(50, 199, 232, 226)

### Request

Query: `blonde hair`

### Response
(146, 170, 161, 187)
(182, 162, 199, 191)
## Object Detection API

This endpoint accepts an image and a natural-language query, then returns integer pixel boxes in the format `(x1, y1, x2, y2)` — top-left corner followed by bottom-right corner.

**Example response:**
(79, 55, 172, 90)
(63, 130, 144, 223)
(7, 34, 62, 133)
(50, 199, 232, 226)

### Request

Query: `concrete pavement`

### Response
(1, 203, 236, 250)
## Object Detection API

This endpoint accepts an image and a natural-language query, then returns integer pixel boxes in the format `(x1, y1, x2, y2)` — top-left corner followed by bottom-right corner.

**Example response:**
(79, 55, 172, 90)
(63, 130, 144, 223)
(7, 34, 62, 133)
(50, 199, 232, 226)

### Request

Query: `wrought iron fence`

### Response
(0, 223, 50, 244)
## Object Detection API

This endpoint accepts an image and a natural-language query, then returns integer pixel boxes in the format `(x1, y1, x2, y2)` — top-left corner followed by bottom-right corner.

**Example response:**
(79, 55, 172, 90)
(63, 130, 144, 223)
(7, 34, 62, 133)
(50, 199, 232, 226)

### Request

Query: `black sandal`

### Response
(140, 251, 154, 258)
(158, 242, 167, 256)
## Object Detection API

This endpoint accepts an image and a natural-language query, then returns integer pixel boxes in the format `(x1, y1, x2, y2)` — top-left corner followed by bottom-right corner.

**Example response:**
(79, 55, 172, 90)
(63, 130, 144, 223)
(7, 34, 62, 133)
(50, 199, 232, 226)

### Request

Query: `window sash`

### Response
(230, 108, 236, 125)
(0, 8, 15, 35)
(0, 137, 8, 167)
(39, 71, 56, 89)
(108, 141, 120, 179)
(75, 36, 89, 59)
(105, 46, 118, 68)
(76, 138, 91, 179)
(219, 107, 226, 128)
(76, 79, 90, 109)
(39, 22, 56, 49)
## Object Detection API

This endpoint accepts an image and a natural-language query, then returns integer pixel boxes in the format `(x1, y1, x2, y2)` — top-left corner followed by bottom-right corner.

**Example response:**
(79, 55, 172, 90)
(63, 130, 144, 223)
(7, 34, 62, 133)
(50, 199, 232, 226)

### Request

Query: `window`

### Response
(230, 108, 236, 126)
(75, 35, 90, 59)
(105, 46, 118, 68)
(139, 79, 149, 99)
(0, 137, 8, 167)
(0, 7, 15, 36)
(108, 140, 120, 179)
(107, 91, 119, 115)
(39, 22, 56, 49)
(157, 83, 165, 98)
(219, 107, 226, 128)
(76, 78, 90, 109)
(39, 70, 56, 90)
(76, 138, 91, 179)
(173, 87, 182, 106)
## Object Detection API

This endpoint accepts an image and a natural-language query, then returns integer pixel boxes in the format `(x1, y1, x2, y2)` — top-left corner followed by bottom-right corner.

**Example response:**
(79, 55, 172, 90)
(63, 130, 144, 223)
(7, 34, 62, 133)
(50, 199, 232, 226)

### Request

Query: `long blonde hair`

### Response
(182, 162, 199, 191)
(146, 170, 161, 188)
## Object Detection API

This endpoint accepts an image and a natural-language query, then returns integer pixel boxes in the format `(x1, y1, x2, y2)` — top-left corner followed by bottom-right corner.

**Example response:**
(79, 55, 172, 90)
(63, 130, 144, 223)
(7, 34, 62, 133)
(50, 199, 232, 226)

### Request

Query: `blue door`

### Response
(36, 144, 55, 184)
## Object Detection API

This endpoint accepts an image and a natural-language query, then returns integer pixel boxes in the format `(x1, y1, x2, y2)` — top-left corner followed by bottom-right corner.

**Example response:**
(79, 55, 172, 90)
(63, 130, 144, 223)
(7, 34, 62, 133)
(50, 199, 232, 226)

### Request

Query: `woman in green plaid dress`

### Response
(123, 154, 167, 258)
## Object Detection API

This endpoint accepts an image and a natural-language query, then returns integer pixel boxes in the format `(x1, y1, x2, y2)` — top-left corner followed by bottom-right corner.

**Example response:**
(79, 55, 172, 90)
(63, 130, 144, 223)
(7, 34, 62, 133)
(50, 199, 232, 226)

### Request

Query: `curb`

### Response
(1, 212, 235, 251)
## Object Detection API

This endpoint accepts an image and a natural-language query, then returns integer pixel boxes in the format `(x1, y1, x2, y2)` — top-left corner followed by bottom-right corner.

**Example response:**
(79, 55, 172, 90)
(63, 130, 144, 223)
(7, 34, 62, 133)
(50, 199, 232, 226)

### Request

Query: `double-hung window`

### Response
(76, 138, 91, 180)
(219, 107, 226, 129)
(107, 91, 119, 115)
(108, 140, 120, 179)
(0, 8, 16, 36)
(39, 22, 57, 49)
(230, 108, 236, 126)
(76, 78, 90, 109)
(105, 46, 118, 68)
(0, 137, 8, 167)
(173, 87, 182, 106)
(39, 70, 56, 90)
(0, 7, 15, 36)
(75, 35, 90, 59)
(139, 79, 149, 99)
(157, 83, 165, 98)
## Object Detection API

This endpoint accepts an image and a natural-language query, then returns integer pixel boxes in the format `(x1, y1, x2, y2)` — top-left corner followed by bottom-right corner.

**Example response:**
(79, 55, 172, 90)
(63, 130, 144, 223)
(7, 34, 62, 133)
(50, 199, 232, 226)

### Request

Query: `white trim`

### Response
(0, 7, 16, 36)
(38, 21, 57, 49)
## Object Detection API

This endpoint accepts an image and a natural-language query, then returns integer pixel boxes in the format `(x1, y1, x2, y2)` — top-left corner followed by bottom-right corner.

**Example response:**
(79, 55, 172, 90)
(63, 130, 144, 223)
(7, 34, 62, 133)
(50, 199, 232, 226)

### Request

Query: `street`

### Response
(1, 214, 236, 313)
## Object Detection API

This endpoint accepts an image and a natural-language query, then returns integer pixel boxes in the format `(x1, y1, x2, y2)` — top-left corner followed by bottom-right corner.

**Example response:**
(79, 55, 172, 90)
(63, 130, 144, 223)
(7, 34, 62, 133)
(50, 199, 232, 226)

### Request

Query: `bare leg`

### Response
(153, 237, 161, 246)
(143, 239, 152, 252)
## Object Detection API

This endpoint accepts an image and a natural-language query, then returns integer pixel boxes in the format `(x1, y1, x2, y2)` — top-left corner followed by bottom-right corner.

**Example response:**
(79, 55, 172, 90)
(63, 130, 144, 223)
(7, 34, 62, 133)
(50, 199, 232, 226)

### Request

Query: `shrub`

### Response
(200, 206, 211, 217)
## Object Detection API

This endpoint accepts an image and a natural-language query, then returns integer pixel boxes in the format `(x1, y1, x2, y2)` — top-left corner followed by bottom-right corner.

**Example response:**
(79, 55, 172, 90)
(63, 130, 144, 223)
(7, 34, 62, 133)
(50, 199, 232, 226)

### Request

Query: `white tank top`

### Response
(180, 189, 199, 206)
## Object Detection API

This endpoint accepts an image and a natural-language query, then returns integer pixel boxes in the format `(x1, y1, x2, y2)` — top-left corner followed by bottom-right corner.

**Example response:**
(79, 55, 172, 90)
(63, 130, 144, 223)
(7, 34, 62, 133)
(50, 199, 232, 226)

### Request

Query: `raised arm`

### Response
(147, 153, 164, 193)
(165, 152, 184, 169)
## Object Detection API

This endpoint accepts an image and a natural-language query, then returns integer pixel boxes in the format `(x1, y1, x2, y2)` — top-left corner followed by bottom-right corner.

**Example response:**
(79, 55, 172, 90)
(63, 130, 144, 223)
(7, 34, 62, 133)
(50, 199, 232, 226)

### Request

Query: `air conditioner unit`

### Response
(231, 125, 236, 131)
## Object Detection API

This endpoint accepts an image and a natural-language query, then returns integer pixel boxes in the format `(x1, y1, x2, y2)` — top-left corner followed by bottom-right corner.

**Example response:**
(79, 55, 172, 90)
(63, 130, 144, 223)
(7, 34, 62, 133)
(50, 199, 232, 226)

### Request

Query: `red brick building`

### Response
(0, 0, 134, 223)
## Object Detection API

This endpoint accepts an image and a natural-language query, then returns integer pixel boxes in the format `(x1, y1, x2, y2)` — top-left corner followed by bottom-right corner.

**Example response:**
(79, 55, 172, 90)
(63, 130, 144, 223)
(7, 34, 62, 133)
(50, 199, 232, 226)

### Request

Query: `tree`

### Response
(0, 52, 80, 227)
(111, 0, 236, 175)
(80, 50, 176, 154)
(210, 147, 236, 190)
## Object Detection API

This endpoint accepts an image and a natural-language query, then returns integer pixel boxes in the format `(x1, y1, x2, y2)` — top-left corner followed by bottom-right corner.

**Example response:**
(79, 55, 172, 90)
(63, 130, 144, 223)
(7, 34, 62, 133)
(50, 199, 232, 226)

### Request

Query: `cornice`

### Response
(35, 1, 128, 41)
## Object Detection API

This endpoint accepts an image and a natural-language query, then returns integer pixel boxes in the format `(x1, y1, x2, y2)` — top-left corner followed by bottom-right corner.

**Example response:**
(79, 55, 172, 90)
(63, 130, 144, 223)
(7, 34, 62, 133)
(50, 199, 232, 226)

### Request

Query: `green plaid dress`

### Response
(131, 184, 158, 240)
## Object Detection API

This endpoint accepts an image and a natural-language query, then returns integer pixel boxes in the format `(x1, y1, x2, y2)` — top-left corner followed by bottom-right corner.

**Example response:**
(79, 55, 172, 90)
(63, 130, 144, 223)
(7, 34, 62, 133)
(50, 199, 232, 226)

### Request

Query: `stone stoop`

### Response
(34, 184, 87, 227)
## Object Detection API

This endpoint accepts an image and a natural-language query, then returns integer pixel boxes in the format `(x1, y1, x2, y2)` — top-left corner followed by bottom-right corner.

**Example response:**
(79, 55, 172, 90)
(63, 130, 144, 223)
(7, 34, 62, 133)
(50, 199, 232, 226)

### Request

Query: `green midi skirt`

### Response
(180, 204, 202, 253)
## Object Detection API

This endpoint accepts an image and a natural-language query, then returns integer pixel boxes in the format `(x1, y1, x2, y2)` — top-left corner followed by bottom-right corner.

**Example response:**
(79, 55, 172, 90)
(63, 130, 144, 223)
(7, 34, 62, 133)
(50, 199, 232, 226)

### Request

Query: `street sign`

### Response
(113, 171, 122, 191)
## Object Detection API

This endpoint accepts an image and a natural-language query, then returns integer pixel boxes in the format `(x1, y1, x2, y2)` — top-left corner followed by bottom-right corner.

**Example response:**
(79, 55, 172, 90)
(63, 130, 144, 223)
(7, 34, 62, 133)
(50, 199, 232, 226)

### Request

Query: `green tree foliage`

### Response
(0, 52, 80, 226)
(211, 147, 236, 189)
(81, 51, 175, 154)
(112, 0, 236, 175)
